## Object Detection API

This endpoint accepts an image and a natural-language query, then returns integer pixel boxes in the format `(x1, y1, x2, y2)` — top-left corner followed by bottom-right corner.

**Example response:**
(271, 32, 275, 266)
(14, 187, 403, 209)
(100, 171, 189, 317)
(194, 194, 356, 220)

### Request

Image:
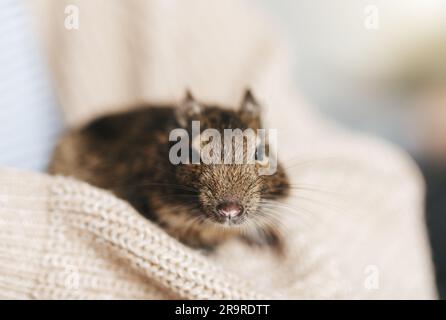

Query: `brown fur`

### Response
(49, 91, 290, 252)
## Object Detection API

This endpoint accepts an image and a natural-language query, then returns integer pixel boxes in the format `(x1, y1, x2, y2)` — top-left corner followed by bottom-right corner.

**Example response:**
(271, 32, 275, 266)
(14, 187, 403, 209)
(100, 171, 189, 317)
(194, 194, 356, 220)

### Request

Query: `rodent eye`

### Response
(192, 134, 201, 151)
(255, 149, 269, 166)
(190, 134, 201, 161)
(255, 138, 269, 166)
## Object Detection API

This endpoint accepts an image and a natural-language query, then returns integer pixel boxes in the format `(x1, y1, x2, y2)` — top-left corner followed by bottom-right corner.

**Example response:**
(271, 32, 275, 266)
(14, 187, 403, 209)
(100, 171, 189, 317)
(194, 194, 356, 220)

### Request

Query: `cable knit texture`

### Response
(0, 0, 436, 299)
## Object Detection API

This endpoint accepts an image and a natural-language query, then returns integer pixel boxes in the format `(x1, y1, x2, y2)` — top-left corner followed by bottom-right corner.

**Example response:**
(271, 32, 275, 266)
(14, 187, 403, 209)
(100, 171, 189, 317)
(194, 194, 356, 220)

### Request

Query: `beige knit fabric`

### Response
(0, 168, 264, 299)
(0, 0, 435, 299)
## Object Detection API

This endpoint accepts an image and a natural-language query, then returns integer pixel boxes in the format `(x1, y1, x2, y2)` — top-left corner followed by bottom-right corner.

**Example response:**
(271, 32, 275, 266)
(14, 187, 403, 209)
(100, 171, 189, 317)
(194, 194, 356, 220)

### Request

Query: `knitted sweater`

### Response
(0, 169, 264, 299)
(0, 0, 435, 299)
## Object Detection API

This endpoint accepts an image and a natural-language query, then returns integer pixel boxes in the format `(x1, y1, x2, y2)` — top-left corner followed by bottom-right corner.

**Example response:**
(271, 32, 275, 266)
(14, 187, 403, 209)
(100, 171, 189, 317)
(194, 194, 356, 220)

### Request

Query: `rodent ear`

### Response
(240, 89, 261, 117)
(176, 90, 202, 127)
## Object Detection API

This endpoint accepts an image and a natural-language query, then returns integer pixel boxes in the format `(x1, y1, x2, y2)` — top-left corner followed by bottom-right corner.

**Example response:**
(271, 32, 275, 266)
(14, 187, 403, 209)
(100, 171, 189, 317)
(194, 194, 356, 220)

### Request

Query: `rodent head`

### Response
(168, 90, 289, 234)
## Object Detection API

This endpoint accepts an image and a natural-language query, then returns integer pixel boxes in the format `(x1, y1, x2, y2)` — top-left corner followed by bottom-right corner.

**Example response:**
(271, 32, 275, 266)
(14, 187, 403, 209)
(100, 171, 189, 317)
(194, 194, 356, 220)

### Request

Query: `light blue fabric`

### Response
(0, 0, 62, 171)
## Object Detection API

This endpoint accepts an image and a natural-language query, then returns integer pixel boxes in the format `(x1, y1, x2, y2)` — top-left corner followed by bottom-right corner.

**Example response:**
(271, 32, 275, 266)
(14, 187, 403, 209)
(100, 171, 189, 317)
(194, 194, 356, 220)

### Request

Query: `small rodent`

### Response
(49, 90, 290, 252)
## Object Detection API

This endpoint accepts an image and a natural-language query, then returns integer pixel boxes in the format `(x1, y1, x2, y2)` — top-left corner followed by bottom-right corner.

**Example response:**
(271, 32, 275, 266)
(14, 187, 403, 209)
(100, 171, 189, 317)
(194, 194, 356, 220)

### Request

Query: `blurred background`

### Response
(256, 0, 446, 298)
(0, 0, 445, 297)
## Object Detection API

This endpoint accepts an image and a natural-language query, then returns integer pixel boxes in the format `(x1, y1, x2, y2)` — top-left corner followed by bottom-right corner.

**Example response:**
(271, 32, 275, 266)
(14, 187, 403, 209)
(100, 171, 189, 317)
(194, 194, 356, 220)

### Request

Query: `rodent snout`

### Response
(216, 200, 244, 218)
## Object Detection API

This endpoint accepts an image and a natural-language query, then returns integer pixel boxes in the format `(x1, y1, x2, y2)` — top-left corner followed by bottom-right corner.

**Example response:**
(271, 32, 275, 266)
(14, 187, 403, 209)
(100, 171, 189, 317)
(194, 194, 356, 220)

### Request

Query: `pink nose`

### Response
(216, 201, 244, 218)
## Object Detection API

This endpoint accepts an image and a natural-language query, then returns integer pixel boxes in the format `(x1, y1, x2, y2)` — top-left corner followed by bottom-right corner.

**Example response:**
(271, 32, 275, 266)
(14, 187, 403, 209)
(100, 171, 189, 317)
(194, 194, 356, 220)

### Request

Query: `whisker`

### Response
(258, 201, 315, 228)
(283, 156, 344, 171)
